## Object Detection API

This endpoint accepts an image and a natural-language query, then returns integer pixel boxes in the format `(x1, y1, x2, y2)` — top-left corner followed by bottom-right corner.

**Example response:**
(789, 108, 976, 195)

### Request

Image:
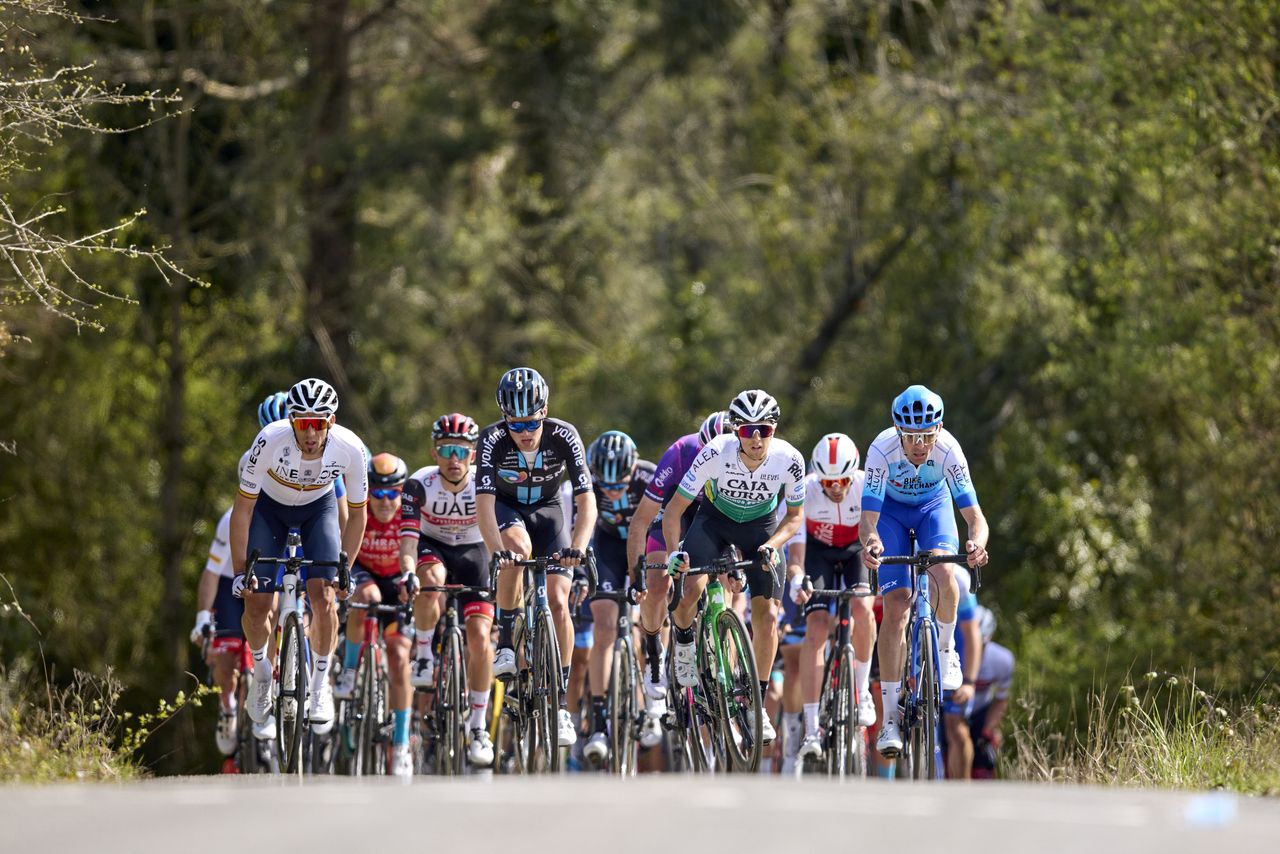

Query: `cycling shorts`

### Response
(801, 540, 868, 619)
(574, 625, 594, 650)
(943, 686, 975, 719)
(683, 502, 780, 600)
(495, 497, 571, 576)
(247, 490, 341, 587)
(417, 537, 494, 619)
(211, 575, 245, 641)
(645, 503, 696, 554)
(874, 492, 960, 595)
(590, 532, 629, 597)
(351, 566, 408, 633)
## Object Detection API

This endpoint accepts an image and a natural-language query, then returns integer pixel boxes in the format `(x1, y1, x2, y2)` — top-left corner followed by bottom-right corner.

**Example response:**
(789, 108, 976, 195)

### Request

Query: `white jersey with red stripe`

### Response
(203, 507, 234, 579)
(798, 471, 865, 548)
(238, 420, 369, 508)
(400, 466, 483, 546)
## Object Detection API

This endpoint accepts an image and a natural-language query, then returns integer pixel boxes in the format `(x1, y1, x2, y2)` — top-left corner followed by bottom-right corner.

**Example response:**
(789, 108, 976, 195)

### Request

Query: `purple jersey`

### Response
(645, 433, 703, 508)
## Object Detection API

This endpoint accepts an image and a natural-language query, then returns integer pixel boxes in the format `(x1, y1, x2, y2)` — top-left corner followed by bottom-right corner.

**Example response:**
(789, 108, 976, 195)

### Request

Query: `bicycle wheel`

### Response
(528, 609, 563, 773)
(695, 615, 729, 773)
(502, 615, 530, 775)
(435, 628, 467, 776)
(662, 642, 698, 772)
(276, 614, 307, 775)
(713, 609, 763, 773)
(367, 652, 390, 776)
(908, 624, 941, 780)
(608, 638, 639, 776)
(827, 647, 862, 780)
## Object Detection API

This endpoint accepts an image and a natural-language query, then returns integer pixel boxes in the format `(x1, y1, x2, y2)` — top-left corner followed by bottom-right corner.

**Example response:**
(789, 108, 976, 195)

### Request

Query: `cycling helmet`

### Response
(891, 384, 944, 429)
(432, 412, 479, 443)
(727, 389, 780, 425)
(976, 605, 996, 643)
(698, 411, 730, 446)
(588, 431, 638, 483)
(495, 367, 549, 418)
(369, 453, 408, 488)
(257, 391, 288, 428)
(286, 378, 339, 417)
(811, 433, 860, 478)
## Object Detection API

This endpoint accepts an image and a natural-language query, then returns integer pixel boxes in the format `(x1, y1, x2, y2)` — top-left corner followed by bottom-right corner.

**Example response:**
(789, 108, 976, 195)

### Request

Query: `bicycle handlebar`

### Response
(418, 584, 492, 600)
(245, 548, 351, 590)
(877, 552, 981, 593)
(489, 548, 599, 601)
(667, 548, 759, 612)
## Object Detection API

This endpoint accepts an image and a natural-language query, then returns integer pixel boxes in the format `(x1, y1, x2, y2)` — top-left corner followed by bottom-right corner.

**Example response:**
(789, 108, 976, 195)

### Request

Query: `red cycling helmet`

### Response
(432, 412, 480, 443)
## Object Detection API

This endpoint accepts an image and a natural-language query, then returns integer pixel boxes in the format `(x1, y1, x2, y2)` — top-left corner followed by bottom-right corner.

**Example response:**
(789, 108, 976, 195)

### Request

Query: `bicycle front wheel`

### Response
(909, 625, 941, 780)
(714, 609, 762, 773)
(828, 646, 864, 779)
(608, 638, 640, 776)
(529, 610, 563, 773)
(435, 628, 467, 776)
(276, 614, 307, 775)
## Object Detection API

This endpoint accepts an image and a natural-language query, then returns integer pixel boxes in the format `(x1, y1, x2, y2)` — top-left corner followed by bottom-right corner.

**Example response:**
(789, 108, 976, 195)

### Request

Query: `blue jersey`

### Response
(861, 426, 978, 513)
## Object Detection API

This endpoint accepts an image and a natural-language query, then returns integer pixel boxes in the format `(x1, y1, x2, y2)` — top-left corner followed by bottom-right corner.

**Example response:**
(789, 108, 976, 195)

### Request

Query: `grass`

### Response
(1007, 671, 1280, 795)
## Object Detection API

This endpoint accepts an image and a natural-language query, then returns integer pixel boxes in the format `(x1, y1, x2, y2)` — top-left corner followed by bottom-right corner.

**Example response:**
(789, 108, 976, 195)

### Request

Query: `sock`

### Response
(343, 639, 360, 670)
(938, 620, 956, 652)
(251, 643, 271, 679)
(560, 667, 571, 702)
(803, 702, 820, 734)
(855, 658, 872, 697)
(415, 633, 433, 661)
(498, 610, 516, 648)
(393, 709, 410, 746)
(591, 695, 608, 734)
(783, 712, 802, 759)
(881, 680, 902, 722)
(759, 681, 770, 704)
(643, 631, 663, 683)
(222, 693, 237, 714)
(468, 690, 489, 731)
(674, 624, 695, 645)
(311, 653, 331, 682)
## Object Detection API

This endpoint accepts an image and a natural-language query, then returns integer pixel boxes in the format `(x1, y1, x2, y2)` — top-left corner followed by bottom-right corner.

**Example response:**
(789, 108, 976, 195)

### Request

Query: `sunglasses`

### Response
(896, 426, 941, 446)
(435, 444, 471, 460)
(506, 419, 544, 433)
(735, 423, 775, 439)
(371, 488, 401, 500)
(820, 477, 852, 489)
(291, 417, 329, 432)
(599, 480, 630, 491)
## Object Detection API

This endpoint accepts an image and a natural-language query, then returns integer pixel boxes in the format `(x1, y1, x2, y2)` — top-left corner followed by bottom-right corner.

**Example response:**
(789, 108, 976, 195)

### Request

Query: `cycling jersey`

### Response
(204, 507, 234, 580)
(675, 433, 805, 523)
(355, 513, 401, 578)
(973, 641, 1014, 713)
(238, 420, 370, 508)
(594, 460, 655, 540)
(475, 418, 591, 505)
(861, 427, 977, 513)
(400, 466, 483, 546)
(797, 472, 865, 548)
(645, 434, 702, 507)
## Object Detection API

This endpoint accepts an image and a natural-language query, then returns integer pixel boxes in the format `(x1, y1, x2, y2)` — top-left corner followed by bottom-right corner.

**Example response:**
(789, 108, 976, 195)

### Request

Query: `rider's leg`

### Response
(464, 612, 494, 731)
(749, 595, 780, 689)
(212, 648, 239, 712)
(387, 628, 413, 747)
(851, 595, 876, 693)
(877, 589, 911, 719)
(588, 598, 620, 736)
(343, 578, 379, 671)
(929, 559, 960, 651)
(413, 560, 446, 668)
(800, 608, 831, 735)
(945, 710, 973, 779)
(495, 524, 532, 651)
(638, 547, 670, 687)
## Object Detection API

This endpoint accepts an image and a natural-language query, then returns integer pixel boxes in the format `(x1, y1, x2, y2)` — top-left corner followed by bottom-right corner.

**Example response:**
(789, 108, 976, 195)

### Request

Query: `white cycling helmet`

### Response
(727, 389, 780, 425)
(286, 378, 339, 417)
(811, 433, 859, 478)
(975, 605, 996, 643)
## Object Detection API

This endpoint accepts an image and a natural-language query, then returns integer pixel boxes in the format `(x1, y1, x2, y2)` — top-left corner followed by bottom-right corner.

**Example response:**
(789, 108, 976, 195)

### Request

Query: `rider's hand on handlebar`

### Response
(400, 571, 421, 602)
(190, 610, 213, 645)
(861, 535, 884, 570)
(335, 575, 355, 601)
(231, 573, 258, 599)
(666, 550, 689, 576)
(557, 547, 585, 569)
(965, 540, 989, 569)
(494, 549, 521, 571)
(758, 544, 780, 570)
(788, 574, 809, 605)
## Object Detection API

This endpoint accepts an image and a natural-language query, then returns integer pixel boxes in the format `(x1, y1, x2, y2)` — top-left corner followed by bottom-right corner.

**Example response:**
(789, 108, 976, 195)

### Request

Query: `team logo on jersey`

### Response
(499, 469, 528, 484)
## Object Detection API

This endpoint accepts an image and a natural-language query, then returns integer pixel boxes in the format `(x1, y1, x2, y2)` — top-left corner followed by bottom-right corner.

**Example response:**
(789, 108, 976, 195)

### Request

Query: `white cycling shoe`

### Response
(493, 647, 517, 679)
(309, 679, 335, 735)
(410, 656, 435, 688)
(673, 642, 697, 688)
(215, 712, 237, 756)
(332, 669, 357, 701)
(760, 715, 777, 746)
(639, 711, 664, 749)
(468, 729, 495, 767)
(247, 671, 273, 724)
(858, 691, 878, 727)
(252, 714, 275, 741)
(557, 709, 578, 747)
(877, 716, 904, 757)
(798, 731, 823, 760)
(583, 731, 609, 763)
(391, 744, 413, 780)
(941, 648, 964, 691)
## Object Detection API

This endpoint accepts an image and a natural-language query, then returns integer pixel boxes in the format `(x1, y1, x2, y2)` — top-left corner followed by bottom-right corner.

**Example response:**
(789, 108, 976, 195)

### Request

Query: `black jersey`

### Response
(476, 417, 592, 506)
(594, 460, 656, 540)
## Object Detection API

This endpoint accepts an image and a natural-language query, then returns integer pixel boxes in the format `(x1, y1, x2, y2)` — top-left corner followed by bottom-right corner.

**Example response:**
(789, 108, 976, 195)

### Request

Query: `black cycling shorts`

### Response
(590, 532, 629, 595)
(801, 540, 868, 619)
(682, 502, 780, 600)
(494, 497, 572, 576)
(351, 565, 407, 633)
(417, 537, 494, 619)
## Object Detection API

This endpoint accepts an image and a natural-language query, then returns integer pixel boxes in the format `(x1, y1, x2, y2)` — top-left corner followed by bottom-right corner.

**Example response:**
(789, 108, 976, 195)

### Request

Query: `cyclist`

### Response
(860, 384, 990, 757)
(787, 432, 876, 761)
(663, 389, 806, 746)
(968, 606, 1012, 779)
(400, 413, 496, 767)
(331, 453, 417, 778)
(477, 367, 597, 748)
(191, 391, 290, 760)
(626, 411, 729, 737)
(231, 378, 370, 735)
(581, 430, 656, 764)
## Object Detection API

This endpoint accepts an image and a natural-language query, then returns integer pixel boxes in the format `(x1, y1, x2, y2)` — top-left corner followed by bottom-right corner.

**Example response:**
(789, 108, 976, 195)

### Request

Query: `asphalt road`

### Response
(2, 776, 1274, 853)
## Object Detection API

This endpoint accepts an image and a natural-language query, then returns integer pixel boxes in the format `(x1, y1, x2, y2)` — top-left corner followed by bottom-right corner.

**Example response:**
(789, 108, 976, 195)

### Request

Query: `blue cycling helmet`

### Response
(496, 367, 549, 418)
(891, 385, 945, 429)
(588, 430, 638, 483)
(257, 391, 289, 428)
(698, 411, 730, 446)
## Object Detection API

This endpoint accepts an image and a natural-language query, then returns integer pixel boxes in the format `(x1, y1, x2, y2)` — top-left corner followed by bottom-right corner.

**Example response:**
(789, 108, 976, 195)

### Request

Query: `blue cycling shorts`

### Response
(247, 490, 341, 587)
(875, 492, 960, 595)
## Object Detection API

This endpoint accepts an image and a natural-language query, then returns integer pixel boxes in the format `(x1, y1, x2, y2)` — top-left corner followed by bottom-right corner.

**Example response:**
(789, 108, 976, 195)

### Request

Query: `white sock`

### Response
(312, 653, 331, 682)
(854, 658, 872, 697)
(938, 620, 956, 652)
(251, 644, 271, 679)
(881, 680, 902, 722)
(783, 712, 802, 758)
(415, 635, 433, 661)
(467, 690, 489, 731)
(802, 702, 820, 734)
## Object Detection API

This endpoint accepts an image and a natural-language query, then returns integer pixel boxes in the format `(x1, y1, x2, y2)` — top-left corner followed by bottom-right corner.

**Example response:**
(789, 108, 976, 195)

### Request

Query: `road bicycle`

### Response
(244, 532, 349, 776)
(879, 533, 976, 780)
(337, 596, 413, 776)
(666, 546, 763, 773)
(201, 620, 276, 774)
(415, 582, 492, 775)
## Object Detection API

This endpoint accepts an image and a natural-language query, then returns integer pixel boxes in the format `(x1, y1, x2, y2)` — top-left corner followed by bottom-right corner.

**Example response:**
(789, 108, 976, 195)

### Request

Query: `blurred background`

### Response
(1, 0, 1277, 775)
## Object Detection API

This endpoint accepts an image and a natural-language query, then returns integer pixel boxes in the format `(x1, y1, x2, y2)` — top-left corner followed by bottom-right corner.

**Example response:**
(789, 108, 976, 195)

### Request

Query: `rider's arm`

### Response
(195, 568, 220, 612)
(858, 508, 883, 567)
(229, 492, 257, 574)
(661, 491, 693, 554)
(766, 503, 803, 552)
(341, 440, 370, 562)
(626, 495, 660, 567)
(343, 502, 368, 562)
(338, 496, 350, 535)
(570, 489, 597, 553)
(476, 493, 505, 555)
(958, 503, 990, 558)
(961, 617, 982, 684)
(984, 697, 1010, 736)
(786, 540, 806, 584)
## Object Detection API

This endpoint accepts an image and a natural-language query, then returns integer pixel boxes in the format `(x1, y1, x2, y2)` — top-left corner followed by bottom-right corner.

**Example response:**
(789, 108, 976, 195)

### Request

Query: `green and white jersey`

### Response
(676, 433, 806, 523)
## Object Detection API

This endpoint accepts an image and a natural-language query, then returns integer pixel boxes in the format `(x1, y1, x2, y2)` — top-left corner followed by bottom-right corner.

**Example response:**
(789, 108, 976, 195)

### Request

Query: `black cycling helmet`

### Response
(369, 452, 408, 488)
(495, 367, 549, 419)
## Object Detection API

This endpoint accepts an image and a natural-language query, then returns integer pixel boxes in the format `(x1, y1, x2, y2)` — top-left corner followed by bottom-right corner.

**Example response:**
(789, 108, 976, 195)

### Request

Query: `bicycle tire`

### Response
(607, 638, 639, 776)
(276, 614, 307, 775)
(828, 646, 863, 779)
(662, 642, 698, 772)
(529, 608, 562, 773)
(503, 615, 530, 775)
(371, 651, 390, 776)
(909, 623, 941, 780)
(693, 617, 727, 773)
(436, 627, 467, 776)
(713, 609, 762, 773)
